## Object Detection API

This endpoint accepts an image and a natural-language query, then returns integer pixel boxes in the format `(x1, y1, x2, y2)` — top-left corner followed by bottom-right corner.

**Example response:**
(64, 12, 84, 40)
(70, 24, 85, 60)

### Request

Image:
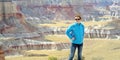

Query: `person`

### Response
(66, 15, 85, 60)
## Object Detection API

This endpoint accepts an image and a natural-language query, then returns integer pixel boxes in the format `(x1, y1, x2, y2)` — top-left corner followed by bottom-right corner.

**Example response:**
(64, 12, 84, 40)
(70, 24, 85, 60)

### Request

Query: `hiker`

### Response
(66, 14, 85, 60)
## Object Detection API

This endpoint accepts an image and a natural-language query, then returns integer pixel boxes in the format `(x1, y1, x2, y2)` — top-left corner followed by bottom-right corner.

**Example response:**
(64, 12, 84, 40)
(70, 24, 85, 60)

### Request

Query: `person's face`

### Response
(75, 16, 81, 23)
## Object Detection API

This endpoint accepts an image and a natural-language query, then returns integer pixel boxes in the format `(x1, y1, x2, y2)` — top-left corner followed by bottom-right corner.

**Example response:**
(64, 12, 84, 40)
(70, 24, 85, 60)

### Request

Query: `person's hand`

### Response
(71, 37, 75, 40)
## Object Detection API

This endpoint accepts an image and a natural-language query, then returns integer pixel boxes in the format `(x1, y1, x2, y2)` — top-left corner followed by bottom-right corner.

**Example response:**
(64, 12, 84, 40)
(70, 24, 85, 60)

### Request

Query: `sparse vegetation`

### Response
(74, 55, 85, 60)
(5, 50, 69, 60)
(38, 20, 72, 27)
(45, 34, 69, 43)
(38, 20, 110, 27)
(48, 56, 57, 60)
(5, 40, 120, 60)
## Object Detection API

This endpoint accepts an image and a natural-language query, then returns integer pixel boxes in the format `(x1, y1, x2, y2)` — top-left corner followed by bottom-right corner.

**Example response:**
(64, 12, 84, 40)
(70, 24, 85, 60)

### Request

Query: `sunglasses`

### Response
(75, 19, 80, 20)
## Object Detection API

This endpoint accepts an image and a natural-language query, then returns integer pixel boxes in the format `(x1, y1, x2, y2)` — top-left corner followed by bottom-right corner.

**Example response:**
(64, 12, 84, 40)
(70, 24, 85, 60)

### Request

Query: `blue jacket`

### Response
(66, 22, 84, 44)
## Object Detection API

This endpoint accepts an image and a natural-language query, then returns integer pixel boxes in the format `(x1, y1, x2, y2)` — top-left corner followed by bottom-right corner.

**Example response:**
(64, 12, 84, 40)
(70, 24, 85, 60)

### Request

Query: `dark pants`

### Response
(69, 43, 83, 60)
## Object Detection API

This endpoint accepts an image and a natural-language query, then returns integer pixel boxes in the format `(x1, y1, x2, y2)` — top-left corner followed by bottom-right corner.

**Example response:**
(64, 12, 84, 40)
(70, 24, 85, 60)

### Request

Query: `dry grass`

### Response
(37, 20, 110, 28)
(45, 34, 69, 43)
(5, 40, 120, 60)
(44, 34, 120, 60)
(37, 20, 72, 27)
(5, 50, 69, 60)
(83, 20, 110, 27)
(83, 40, 120, 60)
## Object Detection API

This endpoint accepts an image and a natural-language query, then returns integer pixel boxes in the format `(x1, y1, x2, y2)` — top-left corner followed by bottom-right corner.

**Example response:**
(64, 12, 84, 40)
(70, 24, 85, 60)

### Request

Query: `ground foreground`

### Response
(5, 40, 120, 60)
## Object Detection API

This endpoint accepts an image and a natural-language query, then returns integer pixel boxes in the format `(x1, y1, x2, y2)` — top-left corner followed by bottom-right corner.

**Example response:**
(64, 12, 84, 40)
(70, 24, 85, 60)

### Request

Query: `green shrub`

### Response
(74, 55, 85, 60)
(48, 56, 57, 60)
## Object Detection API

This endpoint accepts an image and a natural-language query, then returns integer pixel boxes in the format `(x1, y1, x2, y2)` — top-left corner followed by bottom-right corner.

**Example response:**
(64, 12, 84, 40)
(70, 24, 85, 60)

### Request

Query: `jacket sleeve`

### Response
(82, 25, 85, 37)
(65, 25, 73, 39)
